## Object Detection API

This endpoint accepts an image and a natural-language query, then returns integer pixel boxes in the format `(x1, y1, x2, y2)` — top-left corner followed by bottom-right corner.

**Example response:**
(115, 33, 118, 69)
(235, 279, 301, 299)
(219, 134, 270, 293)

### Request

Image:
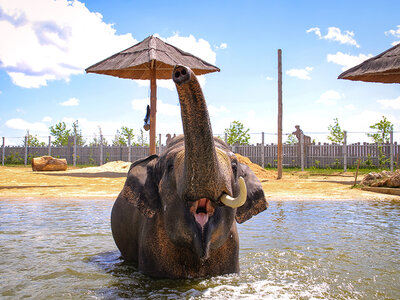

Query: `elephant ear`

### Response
(235, 163, 268, 224)
(119, 155, 160, 218)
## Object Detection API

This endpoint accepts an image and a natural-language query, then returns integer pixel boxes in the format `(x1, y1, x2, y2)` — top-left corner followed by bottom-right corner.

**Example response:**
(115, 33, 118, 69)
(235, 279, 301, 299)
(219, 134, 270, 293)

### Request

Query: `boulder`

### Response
(386, 170, 400, 188)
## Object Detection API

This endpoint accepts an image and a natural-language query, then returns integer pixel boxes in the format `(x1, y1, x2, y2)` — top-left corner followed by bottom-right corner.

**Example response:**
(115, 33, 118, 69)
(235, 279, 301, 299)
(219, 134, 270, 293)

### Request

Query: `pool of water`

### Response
(1, 199, 400, 299)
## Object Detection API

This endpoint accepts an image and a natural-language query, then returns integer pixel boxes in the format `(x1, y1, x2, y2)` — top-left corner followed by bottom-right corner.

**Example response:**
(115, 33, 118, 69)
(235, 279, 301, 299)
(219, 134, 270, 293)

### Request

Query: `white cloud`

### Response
(316, 90, 342, 105)
(208, 105, 229, 117)
(59, 97, 79, 106)
(344, 104, 356, 111)
(327, 51, 373, 71)
(377, 96, 400, 110)
(307, 26, 360, 47)
(306, 27, 321, 38)
(265, 76, 273, 81)
(131, 98, 180, 117)
(0, 0, 136, 88)
(385, 25, 400, 46)
(157, 33, 217, 65)
(42, 116, 52, 122)
(215, 42, 227, 50)
(286, 66, 313, 80)
(5, 118, 48, 133)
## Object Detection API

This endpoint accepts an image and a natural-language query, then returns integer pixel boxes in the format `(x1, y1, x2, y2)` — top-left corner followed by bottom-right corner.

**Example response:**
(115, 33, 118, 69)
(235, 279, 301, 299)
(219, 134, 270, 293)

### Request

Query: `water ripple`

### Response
(1, 199, 400, 299)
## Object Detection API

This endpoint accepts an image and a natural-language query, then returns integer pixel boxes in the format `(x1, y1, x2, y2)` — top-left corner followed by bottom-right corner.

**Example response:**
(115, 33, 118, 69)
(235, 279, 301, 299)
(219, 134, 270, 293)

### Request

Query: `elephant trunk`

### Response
(172, 65, 231, 202)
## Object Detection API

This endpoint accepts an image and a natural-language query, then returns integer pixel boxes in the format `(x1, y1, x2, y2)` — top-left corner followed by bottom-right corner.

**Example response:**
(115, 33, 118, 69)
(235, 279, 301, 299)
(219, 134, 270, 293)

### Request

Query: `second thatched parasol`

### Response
(338, 42, 400, 84)
(86, 35, 220, 155)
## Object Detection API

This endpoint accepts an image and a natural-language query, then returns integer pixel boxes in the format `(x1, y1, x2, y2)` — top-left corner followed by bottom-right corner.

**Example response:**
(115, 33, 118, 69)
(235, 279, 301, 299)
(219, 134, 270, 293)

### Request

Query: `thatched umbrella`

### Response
(338, 42, 400, 83)
(86, 35, 220, 155)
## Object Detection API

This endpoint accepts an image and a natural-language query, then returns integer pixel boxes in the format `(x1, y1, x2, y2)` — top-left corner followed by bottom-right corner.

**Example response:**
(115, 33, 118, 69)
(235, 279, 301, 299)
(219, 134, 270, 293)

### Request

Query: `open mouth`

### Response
(190, 198, 215, 231)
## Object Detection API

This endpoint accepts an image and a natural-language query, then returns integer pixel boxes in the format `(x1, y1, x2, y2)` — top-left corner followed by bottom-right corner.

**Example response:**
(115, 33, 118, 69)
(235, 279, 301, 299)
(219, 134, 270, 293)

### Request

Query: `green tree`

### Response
(285, 133, 298, 145)
(89, 135, 108, 146)
(49, 122, 71, 146)
(22, 131, 46, 147)
(112, 126, 135, 146)
(367, 116, 393, 144)
(72, 121, 85, 146)
(224, 120, 250, 145)
(327, 118, 345, 144)
(136, 129, 148, 146)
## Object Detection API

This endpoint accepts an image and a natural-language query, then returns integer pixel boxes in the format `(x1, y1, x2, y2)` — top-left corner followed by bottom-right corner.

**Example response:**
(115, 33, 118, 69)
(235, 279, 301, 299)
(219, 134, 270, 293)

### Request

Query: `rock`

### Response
(361, 169, 400, 188)
(386, 171, 400, 188)
(361, 172, 382, 186)
(381, 170, 394, 178)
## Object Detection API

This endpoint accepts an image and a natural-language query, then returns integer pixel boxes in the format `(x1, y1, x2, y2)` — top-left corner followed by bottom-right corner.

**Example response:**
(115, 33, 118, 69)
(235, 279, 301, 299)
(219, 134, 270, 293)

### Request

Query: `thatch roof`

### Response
(85, 35, 220, 80)
(338, 43, 400, 83)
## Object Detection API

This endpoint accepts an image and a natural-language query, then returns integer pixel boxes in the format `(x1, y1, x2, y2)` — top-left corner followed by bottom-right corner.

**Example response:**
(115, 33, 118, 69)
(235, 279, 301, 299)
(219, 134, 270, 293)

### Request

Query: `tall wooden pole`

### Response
(277, 49, 283, 179)
(149, 62, 157, 155)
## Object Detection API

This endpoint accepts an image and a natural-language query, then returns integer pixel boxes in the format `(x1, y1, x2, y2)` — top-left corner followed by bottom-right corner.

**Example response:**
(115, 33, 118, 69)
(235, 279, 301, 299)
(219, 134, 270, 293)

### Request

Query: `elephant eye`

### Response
(167, 162, 174, 173)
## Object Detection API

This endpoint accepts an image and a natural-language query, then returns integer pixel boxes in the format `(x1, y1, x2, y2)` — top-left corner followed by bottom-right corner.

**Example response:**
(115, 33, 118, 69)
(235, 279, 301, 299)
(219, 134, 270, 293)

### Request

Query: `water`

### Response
(1, 199, 400, 299)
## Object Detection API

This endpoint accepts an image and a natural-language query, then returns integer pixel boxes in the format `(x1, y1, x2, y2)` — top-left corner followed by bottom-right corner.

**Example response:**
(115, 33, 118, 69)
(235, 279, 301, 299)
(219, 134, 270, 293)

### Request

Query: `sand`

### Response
(0, 159, 399, 201)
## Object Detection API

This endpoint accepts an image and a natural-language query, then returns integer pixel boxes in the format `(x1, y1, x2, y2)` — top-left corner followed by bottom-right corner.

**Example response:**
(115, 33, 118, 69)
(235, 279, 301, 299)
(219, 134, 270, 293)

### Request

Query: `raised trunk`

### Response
(172, 65, 230, 202)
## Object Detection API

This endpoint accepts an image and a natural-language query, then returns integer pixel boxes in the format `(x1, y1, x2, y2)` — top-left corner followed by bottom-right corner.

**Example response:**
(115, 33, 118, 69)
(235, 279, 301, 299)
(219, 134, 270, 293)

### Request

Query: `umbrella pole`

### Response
(149, 66, 157, 155)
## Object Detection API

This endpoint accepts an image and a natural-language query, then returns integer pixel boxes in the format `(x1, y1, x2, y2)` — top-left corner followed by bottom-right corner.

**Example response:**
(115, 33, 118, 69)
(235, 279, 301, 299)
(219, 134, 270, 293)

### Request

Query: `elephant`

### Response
(111, 65, 268, 278)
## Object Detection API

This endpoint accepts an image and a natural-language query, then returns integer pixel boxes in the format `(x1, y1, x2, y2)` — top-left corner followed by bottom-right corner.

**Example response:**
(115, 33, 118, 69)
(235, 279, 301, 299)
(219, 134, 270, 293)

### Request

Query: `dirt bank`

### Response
(1, 161, 399, 201)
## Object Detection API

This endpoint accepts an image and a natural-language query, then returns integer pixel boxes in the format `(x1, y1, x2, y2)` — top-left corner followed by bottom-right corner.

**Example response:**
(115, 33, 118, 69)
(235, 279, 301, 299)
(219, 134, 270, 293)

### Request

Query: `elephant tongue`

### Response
(195, 213, 208, 228)
(192, 198, 213, 229)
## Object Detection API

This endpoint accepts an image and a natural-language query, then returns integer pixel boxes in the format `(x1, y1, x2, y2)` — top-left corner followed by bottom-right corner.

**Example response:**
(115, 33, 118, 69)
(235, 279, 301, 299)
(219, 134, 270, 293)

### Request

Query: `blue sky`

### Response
(0, 0, 399, 145)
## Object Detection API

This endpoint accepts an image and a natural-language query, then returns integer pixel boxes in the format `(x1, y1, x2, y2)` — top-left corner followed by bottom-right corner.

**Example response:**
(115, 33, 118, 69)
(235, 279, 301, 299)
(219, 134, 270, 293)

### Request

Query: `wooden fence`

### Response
(2, 135, 398, 171)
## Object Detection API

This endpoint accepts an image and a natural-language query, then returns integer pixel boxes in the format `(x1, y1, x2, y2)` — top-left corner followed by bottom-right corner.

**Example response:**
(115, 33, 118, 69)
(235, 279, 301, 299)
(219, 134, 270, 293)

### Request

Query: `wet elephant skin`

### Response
(111, 66, 267, 278)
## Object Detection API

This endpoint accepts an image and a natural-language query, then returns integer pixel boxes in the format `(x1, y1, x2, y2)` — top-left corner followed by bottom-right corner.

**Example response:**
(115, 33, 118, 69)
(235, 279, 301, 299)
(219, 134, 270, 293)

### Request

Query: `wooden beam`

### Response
(277, 49, 283, 179)
(149, 62, 157, 155)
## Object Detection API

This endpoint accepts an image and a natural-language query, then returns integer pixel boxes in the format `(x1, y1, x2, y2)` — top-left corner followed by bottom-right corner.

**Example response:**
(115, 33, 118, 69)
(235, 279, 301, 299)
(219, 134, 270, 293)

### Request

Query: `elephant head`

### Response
(111, 65, 267, 278)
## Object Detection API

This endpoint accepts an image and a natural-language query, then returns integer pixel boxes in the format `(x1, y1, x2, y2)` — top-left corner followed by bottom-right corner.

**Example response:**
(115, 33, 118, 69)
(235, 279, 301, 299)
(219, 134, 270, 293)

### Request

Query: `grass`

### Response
(264, 166, 392, 176)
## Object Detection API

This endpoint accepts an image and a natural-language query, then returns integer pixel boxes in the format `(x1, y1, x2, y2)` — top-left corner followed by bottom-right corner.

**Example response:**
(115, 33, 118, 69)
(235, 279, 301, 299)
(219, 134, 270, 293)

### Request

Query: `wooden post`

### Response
(48, 136, 51, 156)
(354, 159, 361, 186)
(300, 133, 304, 171)
(149, 61, 157, 155)
(261, 132, 265, 168)
(128, 135, 131, 162)
(99, 134, 103, 166)
(277, 49, 283, 179)
(2, 137, 5, 166)
(73, 134, 77, 167)
(343, 130, 347, 172)
(24, 135, 28, 166)
(390, 130, 394, 172)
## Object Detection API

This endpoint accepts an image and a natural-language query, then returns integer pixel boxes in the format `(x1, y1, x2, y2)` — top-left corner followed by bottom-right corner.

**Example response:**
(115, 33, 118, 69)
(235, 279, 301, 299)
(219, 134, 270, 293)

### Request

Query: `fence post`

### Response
(24, 135, 28, 166)
(343, 130, 347, 172)
(99, 134, 103, 166)
(48, 136, 51, 156)
(73, 134, 77, 167)
(300, 133, 304, 171)
(128, 135, 131, 162)
(390, 130, 394, 172)
(2, 137, 5, 166)
(261, 132, 265, 168)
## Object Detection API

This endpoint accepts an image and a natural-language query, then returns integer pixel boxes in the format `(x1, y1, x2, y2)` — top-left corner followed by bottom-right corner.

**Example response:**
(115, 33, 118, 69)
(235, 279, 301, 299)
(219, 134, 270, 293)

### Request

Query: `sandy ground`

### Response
(0, 160, 399, 201)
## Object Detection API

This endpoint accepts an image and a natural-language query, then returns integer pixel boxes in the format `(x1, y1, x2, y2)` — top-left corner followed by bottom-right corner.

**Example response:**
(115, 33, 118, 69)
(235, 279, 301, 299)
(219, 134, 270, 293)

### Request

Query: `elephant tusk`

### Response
(220, 176, 247, 208)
